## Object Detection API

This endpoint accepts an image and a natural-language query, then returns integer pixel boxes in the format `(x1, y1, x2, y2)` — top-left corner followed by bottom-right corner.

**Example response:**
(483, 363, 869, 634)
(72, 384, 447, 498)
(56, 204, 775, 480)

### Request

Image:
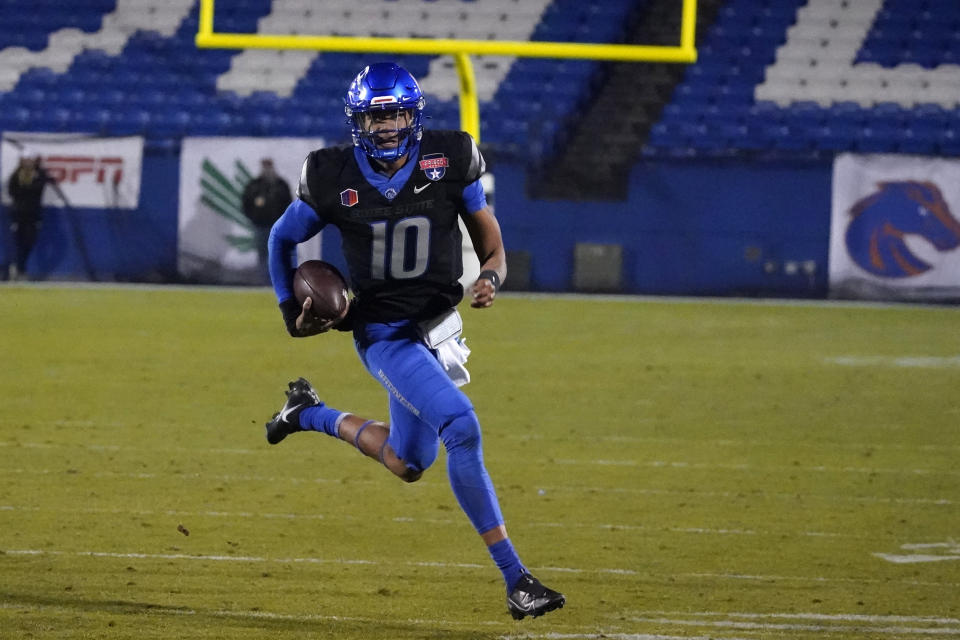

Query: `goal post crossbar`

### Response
(195, 0, 698, 141)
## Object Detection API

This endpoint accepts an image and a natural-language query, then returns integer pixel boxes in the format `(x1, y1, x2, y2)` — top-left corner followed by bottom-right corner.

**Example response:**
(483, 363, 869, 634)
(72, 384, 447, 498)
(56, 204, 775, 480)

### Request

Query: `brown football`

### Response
(292, 260, 350, 324)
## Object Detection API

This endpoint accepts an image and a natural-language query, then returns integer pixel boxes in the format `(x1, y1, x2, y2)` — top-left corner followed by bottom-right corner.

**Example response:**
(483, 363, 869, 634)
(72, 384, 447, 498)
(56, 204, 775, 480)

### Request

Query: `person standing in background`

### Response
(6, 156, 52, 281)
(242, 158, 292, 283)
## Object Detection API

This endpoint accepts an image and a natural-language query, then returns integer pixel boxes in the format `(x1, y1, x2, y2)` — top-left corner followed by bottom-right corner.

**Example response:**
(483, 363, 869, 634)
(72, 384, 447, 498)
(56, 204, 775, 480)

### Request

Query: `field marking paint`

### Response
(1, 465, 952, 507)
(0, 601, 512, 632)
(633, 611, 960, 625)
(684, 571, 959, 588)
(875, 541, 960, 564)
(14, 456, 960, 481)
(577, 435, 960, 453)
(876, 554, 960, 564)
(553, 486, 954, 507)
(499, 635, 739, 640)
(6, 433, 960, 454)
(14, 438, 959, 480)
(554, 458, 960, 478)
(3, 600, 953, 640)
(825, 355, 960, 369)
(0, 603, 739, 640)
(627, 616, 960, 636)
(4, 549, 959, 589)
(0, 503, 869, 540)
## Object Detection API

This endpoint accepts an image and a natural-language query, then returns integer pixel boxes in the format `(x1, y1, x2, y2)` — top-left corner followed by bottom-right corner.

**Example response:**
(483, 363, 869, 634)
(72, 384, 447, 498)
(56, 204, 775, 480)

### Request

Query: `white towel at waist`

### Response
(435, 337, 471, 387)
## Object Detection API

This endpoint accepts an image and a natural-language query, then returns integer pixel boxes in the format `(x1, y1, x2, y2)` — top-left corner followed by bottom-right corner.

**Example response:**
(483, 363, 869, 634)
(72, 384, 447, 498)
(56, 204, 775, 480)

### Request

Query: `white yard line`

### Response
(0, 466, 952, 507)
(0, 601, 511, 631)
(5, 432, 959, 454)
(825, 355, 960, 369)
(553, 458, 960, 478)
(627, 616, 960, 636)
(5, 598, 954, 640)
(633, 611, 960, 625)
(0, 465, 953, 506)
(3, 549, 959, 589)
(0, 503, 897, 540)
(499, 635, 749, 640)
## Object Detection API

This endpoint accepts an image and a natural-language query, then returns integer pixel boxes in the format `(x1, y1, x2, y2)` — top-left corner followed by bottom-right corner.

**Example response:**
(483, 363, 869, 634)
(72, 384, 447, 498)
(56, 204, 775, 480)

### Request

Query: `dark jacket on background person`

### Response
(8, 162, 50, 225)
(242, 175, 292, 228)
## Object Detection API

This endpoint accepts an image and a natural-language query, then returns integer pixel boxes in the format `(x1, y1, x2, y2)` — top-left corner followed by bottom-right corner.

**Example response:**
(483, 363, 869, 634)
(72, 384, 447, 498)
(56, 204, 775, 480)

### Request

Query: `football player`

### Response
(265, 62, 565, 620)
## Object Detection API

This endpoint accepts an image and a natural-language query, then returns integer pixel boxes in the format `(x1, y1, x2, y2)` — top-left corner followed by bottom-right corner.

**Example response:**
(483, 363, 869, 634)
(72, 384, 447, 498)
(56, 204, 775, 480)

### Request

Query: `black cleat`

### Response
(265, 377, 321, 445)
(506, 573, 565, 620)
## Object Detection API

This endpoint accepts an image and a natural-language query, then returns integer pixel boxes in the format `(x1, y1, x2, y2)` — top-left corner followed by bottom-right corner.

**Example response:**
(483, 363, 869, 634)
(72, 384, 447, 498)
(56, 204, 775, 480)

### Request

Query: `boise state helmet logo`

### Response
(419, 153, 449, 181)
(845, 181, 960, 278)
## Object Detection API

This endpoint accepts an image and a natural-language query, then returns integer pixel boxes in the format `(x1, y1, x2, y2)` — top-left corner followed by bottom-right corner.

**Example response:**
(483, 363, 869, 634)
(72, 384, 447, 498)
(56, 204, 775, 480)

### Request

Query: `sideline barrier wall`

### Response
(0, 150, 832, 298)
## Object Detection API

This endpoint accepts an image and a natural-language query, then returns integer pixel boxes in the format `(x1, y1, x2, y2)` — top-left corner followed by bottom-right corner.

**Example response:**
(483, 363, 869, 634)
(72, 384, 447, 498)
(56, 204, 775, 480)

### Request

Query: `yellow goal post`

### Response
(195, 0, 698, 142)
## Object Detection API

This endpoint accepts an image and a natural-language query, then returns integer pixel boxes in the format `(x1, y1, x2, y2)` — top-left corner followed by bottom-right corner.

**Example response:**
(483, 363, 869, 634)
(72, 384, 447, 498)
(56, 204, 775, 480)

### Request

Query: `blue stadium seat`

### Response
(857, 123, 901, 153)
(0, 105, 33, 131)
(111, 110, 152, 136)
(644, 0, 960, 158)
(898, 124, 940, 155)
(0, 0, 955, 161)
(73, 106, 112, 134)
(810, 123, 858, 151)
(827, 102, 866, 127)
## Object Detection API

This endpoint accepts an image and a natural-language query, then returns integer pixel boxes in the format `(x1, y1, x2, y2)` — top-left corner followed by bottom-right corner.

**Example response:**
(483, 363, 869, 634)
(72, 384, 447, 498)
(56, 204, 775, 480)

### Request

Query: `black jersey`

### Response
(298, 130, 486, 323)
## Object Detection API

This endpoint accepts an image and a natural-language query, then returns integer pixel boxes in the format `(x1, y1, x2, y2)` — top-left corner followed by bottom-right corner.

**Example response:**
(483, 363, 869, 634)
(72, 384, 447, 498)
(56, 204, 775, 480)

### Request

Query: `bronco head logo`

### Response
(845, 181, 960, 278)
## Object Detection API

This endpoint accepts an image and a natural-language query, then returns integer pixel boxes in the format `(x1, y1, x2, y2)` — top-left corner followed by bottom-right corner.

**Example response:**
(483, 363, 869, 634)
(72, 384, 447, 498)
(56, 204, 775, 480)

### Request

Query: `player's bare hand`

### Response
(295, 298, 337, 335)
(471, 277, 497, 308)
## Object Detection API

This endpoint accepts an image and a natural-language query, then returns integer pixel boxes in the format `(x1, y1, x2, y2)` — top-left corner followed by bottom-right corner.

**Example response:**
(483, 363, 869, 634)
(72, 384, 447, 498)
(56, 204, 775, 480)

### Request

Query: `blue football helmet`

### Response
(345, 63, 425, 161)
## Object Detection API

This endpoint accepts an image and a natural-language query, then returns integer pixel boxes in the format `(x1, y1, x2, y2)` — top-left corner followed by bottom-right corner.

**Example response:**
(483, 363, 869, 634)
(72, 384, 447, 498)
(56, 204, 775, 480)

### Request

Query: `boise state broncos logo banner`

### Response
(830, 153, 960, 301)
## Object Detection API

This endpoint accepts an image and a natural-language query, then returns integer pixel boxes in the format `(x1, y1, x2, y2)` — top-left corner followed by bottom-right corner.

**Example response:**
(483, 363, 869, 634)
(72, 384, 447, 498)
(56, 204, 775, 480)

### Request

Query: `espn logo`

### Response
(43, 155, 124, 185)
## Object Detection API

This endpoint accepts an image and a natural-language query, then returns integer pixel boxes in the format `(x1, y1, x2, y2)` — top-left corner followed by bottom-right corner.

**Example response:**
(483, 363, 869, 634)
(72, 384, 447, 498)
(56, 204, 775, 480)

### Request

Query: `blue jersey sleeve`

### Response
(268, 198, 327, 303)
(462, 179, 487, 214)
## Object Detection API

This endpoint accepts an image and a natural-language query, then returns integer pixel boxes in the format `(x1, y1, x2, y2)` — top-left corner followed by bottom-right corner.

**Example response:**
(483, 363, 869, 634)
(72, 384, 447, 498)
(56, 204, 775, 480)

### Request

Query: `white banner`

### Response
(177, 136, 325, 285)
(830, 153, 960, 300)
(1, 133, 143, 209)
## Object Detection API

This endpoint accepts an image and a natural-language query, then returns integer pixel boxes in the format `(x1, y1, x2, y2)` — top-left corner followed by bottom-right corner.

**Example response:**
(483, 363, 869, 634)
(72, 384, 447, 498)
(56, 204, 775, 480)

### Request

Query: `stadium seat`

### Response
(0, 0, 957, 161)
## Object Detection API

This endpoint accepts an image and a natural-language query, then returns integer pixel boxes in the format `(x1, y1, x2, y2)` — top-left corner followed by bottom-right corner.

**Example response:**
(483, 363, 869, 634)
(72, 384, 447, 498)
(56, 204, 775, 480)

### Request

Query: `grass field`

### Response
(1, 284, 958, 639)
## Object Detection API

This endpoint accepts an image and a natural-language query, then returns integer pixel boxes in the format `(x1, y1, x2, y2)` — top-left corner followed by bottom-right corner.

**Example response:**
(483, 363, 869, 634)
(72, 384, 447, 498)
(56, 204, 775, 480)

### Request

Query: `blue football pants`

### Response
(354, 320, 504, 534)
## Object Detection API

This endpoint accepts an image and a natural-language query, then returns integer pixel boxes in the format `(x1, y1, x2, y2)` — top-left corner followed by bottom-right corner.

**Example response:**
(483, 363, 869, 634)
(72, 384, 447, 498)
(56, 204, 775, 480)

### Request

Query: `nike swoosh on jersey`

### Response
(413, 183, 432, 194)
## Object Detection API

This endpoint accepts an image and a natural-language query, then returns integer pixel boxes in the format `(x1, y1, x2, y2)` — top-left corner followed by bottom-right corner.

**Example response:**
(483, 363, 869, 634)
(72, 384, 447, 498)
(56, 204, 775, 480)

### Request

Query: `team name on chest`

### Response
(344, 198, 436, 220)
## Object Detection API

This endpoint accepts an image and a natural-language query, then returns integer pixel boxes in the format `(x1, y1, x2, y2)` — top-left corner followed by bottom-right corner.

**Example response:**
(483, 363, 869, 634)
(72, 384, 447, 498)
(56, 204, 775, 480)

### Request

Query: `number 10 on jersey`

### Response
(370, 217, 431, 280)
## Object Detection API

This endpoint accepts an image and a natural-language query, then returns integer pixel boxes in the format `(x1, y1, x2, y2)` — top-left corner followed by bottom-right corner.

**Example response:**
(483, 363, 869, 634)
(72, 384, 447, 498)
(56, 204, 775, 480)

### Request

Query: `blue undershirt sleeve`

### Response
(462, 179, 487, 214)
(268, 198, 327, 303)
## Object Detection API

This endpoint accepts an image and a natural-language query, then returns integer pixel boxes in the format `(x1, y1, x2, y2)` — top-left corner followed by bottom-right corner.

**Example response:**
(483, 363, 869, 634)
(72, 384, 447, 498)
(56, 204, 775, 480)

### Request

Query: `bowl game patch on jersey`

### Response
(419, 153, 448, 181)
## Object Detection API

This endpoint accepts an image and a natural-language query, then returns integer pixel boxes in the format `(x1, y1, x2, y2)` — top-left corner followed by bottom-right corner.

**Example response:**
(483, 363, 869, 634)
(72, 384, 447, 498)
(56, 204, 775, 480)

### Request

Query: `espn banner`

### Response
(1, 132, 143, 209)
(177, 137, 325, 285)
(830, 153, 960, 301)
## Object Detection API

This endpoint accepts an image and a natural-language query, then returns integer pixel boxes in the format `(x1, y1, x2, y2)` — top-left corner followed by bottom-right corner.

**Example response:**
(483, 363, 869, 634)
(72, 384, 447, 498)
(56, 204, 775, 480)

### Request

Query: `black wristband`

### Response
(334, 301, 356, 332)
(279, 298, 303, 337)
(478, 269, 501, 292)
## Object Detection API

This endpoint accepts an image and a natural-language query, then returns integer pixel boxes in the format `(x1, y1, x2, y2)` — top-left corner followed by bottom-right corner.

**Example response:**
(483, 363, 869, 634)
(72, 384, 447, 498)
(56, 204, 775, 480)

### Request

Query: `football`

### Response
(292, 260, 350, 325)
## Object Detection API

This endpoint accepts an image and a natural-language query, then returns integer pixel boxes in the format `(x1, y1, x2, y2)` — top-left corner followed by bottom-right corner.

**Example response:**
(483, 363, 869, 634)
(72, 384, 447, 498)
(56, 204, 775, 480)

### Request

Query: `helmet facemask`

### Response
(349, 106, 420, 161)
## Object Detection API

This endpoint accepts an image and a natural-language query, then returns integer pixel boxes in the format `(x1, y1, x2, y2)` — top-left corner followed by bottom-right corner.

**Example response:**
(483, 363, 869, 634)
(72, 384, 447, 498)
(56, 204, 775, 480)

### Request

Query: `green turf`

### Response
(1, 285, 958, 639)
